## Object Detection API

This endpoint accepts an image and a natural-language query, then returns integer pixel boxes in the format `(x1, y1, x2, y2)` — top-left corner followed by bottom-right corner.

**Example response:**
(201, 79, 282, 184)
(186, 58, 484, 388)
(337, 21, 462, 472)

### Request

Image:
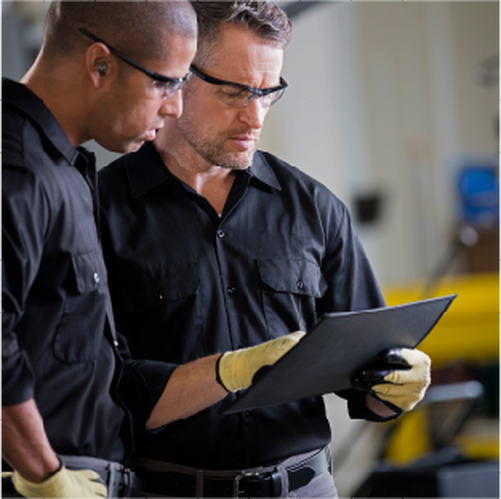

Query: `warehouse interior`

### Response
(3, 1, 499, 497)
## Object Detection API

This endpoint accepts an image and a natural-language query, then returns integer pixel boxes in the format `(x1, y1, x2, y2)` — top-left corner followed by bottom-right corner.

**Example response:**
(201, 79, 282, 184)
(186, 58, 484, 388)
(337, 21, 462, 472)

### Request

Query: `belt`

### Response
(128, 447, 331, 497)
(2, 456, 142, 498)
(60, 455, 140, 498)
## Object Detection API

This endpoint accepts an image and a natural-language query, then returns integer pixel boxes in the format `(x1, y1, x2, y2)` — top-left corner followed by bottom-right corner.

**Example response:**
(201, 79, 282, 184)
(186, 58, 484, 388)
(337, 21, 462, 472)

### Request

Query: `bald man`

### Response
(2, 2, 303, 497)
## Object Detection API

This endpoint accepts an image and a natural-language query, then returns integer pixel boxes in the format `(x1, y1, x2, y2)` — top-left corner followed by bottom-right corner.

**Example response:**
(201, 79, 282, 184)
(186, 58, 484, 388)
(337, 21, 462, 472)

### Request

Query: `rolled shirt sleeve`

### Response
(116, 334, 178, 438)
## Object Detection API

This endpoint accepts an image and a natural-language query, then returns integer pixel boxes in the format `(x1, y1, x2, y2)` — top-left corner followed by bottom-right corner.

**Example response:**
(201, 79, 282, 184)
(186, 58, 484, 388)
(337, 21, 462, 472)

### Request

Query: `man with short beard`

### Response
(99, 1, 432, 497)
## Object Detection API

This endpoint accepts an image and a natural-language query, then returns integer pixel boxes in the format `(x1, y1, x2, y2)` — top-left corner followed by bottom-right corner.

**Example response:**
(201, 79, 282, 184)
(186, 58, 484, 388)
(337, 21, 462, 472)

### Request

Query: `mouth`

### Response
(144, 128, 160, 141)
(230, 135, 256, 151)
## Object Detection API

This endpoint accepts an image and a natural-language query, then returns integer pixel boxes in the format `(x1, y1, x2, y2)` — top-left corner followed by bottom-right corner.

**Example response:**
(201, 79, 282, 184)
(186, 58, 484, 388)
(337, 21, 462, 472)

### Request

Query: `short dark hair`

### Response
(44, 1, 196, 63)
(191, 1, 292, 64)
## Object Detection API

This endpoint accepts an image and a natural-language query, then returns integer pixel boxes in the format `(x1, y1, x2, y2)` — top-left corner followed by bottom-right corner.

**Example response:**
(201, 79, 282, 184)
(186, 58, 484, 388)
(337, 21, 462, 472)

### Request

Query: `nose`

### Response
(238, 98, 267, 130)
(160, 90, 183, 119)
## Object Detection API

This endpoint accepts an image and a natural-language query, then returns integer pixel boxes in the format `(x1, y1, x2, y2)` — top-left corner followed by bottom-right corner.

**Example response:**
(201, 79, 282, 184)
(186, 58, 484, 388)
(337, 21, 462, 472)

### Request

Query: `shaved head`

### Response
(43, 1, 196, 63)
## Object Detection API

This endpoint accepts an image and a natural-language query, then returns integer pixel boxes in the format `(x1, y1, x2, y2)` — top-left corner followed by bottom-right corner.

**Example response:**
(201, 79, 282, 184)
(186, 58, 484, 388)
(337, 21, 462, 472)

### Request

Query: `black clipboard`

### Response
(224, 295, 456, 414)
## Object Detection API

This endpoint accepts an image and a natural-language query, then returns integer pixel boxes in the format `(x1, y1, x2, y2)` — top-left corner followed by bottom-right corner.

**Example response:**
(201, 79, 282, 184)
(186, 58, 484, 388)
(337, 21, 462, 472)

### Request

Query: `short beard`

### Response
(185, 132, 256, 169)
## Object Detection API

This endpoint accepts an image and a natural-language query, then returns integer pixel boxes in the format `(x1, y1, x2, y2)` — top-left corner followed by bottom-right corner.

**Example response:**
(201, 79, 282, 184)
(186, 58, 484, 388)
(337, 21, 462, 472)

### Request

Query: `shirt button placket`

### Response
(216, 228, 236, 297)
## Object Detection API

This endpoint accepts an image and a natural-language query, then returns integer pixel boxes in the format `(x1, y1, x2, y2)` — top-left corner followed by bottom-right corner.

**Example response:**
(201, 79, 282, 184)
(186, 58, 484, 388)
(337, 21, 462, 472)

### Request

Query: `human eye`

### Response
(147, 79, 183, 99)
(217, 85, 246, 99)
(260, 92, 276, 107)
(150, 79, 168, 90)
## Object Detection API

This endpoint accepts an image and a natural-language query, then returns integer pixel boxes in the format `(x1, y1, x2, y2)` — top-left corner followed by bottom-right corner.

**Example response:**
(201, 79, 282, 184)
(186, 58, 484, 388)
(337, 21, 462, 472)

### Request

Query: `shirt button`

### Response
(217, 230, 226, 239)
(154, 291, 165, 301)
(245, 410, 252, 417)
(114, 340, 119, 347)
(296, 280, 304, 290)
(227, 287, 236, 295)
(94, 272, 100, 284)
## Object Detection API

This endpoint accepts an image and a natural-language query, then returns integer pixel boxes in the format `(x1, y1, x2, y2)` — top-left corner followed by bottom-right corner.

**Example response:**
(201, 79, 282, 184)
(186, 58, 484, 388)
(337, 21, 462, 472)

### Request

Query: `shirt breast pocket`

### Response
(116, 264, 200, 312)
(257, 257, 328, 337)
(53, 249, 108, 364)
(112, 264, 201, 361)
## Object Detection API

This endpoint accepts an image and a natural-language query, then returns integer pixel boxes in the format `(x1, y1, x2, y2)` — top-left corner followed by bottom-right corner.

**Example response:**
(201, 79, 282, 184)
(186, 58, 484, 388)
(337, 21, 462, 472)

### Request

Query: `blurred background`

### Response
(3, 1, 499, 496)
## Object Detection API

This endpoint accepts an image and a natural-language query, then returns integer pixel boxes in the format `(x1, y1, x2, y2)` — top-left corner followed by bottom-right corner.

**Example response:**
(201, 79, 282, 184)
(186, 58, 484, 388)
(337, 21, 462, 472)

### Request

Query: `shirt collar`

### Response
(126, 142, 171, 199)
(3, 78, 81, 166)
(247, 152, 282, 191)
(126, 142, 282, 199)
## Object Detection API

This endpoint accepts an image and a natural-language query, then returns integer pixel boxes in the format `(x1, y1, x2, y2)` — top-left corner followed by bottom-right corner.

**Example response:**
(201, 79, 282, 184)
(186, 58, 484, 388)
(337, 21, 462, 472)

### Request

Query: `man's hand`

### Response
(14, 465, 107, 498)
(352, 348, 431, 412)
(217, 331, 306, 392)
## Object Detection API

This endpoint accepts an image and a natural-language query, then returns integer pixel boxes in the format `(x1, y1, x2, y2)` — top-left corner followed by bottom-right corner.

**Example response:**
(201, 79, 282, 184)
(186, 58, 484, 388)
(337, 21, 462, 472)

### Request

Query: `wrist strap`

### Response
(215, 354, 230, 392)
(47, 458, 63, 478)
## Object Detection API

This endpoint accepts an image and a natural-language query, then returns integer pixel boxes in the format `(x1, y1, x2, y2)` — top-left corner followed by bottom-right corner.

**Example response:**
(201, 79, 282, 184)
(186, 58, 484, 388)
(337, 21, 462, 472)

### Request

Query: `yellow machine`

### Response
(383, 272, 499, 465)
(385, 273, 498, 365)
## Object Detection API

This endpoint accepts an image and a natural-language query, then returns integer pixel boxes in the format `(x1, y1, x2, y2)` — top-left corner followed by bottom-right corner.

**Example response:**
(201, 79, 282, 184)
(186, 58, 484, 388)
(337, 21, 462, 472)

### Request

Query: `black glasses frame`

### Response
(78, 27, 191, 86)
(190, 64, 288, 104)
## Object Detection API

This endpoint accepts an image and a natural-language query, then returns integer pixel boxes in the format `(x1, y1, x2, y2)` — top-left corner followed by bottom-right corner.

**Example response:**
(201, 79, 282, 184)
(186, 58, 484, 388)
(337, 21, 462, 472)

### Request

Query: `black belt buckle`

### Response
(234, 469, 282, 498)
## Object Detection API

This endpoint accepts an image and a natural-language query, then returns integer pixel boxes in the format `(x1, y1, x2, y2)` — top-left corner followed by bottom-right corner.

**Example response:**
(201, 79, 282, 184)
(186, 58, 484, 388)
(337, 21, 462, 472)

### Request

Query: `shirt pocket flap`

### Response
(257, 257, 328, 298)
(117, 263, 200, 312)
(71, 249, 107, 293)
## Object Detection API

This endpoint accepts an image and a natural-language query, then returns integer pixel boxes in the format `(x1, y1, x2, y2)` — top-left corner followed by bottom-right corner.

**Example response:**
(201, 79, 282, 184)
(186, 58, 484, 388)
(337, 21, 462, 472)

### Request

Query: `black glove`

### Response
(352, 347, 431, 412)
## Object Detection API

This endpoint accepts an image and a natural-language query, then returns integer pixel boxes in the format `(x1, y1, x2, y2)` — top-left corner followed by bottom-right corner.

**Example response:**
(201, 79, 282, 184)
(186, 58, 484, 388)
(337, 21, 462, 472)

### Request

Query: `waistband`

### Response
(1, 456, 141, 498)
(127, 447, 331, 497)
(60, 455, 139, 498)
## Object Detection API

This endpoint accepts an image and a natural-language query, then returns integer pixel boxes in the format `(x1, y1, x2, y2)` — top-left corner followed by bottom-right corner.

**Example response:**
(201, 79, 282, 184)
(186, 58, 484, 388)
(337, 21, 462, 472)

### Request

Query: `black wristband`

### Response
(215, 354, 230, 392)
(47, 457, 63, 478)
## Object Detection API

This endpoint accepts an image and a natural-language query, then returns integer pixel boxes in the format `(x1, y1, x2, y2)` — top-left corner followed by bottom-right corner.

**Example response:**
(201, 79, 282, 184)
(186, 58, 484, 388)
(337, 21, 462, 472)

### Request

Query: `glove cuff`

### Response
(216, 349, 249, 393)
(347, 389, 403, 422)
(14, 464, 67, 496)
(375, 396, 405, 417)
(215, 354, 231, 392)
(48, 457, 63, 477)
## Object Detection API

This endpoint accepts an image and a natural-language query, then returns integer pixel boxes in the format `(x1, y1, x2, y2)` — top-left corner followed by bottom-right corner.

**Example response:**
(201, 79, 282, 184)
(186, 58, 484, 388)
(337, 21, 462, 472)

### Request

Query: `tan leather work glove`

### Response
(353, 348, 431, 412)
(217, 331, 306, 392)
(14, 465, 107, 498)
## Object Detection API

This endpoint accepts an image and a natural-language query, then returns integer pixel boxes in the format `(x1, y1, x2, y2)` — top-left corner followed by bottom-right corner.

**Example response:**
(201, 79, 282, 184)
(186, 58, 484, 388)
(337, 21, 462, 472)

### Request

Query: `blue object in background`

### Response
(456, 157, 499, 227)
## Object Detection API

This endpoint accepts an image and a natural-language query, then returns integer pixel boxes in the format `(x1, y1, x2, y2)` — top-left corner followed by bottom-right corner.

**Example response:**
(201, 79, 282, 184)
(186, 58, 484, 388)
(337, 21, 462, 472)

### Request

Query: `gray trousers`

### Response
(129, 472, 338, 498)
(129, 448, 338, 498)
(288, 469, 338, 498)
(2, 455, 131, 498)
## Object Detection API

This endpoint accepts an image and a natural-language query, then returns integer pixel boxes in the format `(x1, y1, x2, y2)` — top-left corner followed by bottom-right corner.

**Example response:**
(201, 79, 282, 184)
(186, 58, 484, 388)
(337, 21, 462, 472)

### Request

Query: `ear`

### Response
(85, 42, 114, 88)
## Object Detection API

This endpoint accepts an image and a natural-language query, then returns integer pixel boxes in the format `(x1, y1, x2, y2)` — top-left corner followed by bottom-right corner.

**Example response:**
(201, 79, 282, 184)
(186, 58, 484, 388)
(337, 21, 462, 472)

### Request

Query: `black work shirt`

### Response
(99, 141, 386, 469)
(2, 79, 175, 461)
